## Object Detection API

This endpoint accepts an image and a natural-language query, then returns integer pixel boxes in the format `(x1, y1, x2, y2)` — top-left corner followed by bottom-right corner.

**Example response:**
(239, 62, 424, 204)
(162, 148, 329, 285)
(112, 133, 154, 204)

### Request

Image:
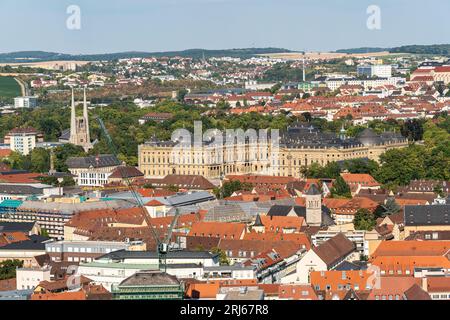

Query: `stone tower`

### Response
(69, 86, 93, 152)
(305, 183, 322, 226)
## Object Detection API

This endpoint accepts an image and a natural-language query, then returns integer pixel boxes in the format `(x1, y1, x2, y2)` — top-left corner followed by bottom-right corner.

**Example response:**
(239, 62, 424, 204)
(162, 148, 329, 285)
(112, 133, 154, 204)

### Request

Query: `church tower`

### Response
(305, 183, 322, 226)
(69, 86, 93, 152)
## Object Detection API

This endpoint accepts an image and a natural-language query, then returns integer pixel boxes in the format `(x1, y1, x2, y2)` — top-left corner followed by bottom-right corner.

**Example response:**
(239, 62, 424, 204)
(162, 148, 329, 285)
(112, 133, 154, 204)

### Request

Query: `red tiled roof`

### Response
(340, 173, 381, 187)
(188, 221, 246, 240)
(367, 277, 421, 300)
(312, 233, 355, 268)
(0, 149, 12, 158)
(145, 199, 165, 206)
(427, 277, 450, 293)
(259, 215, 305, 233)
(0, 173, 44, 183)
(371, 241, 450, 258)
(31, 290, 87, 300)
(371, 256, 450, 276)
(435, 66, 450, 73)
(279, 284, 318, 300)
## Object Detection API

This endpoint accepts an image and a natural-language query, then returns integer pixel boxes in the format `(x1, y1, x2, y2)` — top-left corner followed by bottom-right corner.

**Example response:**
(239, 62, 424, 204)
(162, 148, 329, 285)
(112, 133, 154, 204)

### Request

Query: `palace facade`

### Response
(138, 123, 409, 179)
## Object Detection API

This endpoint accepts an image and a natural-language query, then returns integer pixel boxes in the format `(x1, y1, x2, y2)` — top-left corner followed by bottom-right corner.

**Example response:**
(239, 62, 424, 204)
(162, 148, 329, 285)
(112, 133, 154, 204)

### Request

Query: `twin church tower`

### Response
(68, 86, 93, 152)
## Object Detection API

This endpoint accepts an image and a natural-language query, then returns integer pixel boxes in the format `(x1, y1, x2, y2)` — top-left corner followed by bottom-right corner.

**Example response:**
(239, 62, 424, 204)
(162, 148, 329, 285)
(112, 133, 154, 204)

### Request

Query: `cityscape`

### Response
(0, 0, 449, 307)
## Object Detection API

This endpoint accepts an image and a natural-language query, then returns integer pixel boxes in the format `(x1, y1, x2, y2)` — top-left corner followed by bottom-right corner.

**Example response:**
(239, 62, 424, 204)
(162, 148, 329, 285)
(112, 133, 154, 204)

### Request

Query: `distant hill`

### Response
(0, 48, 293, 63)
(335, 47, 389, 54)
(336, 44, 450, 55)
(389, 44, 450, 55)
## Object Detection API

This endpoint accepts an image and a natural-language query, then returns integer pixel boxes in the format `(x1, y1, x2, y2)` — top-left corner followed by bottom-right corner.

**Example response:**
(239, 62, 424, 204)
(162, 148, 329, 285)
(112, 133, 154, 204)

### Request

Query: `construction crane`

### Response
(95, 116, 181, 272)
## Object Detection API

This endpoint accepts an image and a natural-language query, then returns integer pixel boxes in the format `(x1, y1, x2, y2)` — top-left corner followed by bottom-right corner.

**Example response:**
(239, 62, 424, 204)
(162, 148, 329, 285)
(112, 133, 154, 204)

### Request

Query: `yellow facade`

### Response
(138, 140, 408, 179)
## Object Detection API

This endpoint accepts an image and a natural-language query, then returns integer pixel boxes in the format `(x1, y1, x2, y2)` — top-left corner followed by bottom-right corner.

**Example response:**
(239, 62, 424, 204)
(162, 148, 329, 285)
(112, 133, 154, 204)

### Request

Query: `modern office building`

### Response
(357, 64, 392, 78)
(14, 96, 38, 109)
(4, 127, 44, 155)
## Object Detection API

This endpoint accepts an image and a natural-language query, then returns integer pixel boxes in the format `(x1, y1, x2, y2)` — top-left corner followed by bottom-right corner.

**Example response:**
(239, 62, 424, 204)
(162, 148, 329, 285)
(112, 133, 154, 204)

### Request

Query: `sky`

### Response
(0, 0, 449, 54)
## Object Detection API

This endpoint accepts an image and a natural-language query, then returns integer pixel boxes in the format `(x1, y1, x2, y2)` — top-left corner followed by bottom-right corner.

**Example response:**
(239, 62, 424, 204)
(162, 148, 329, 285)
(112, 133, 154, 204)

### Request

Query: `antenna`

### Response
(303, 58, 306, 82)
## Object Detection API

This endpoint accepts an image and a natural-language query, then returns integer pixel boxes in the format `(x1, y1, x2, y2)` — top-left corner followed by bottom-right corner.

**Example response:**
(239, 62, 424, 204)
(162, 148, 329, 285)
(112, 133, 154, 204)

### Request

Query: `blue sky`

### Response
(0, 0, 449, 54)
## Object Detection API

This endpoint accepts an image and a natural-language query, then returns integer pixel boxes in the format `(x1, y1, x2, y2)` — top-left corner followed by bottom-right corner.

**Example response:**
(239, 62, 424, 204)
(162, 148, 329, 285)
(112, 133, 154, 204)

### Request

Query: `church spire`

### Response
(70, 88, 77, 142)
(83, 86, 91, 144)
(68, 87, 93, 152)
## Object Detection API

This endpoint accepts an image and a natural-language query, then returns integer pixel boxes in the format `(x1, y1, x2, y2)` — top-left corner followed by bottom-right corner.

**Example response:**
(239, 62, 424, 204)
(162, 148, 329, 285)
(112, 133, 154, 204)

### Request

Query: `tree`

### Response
(166, 184, 180, 192)
(40, 228, 49, 237)
(401, 119, 424, 141)
(214, 180, 252, 199)
(301, 162, 341, 179)
(0, 259, 23, 280)
(343, 159, 379, 175)
(434, 184, 445, 198)
(373, 205, 387, 218)
(301, 112, 312, 123)
(353, 209, 376, 231)
(30, 148, 50, 173)
(330, 176, 352, 198)
(374, 145, 427, 187)
(211, 247, 230, 265)
(383, 197, 401, 216)
(54, 144, 86, 172)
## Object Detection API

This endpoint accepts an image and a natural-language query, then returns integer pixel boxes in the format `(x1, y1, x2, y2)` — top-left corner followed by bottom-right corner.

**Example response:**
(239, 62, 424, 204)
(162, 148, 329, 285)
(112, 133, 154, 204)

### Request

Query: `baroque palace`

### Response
(138, 123, 409, 179)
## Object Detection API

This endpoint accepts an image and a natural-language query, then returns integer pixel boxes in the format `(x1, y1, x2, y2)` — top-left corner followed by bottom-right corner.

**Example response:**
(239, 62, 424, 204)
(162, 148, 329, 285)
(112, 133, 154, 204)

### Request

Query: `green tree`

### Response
(343, 159, 379, 175)
(211, 247, 230, 266)
(301, 161, 341, 179)
(0, 259, 23, 280)
(214, 180, 252, 199)
(353, 209, 376, 231)
(40, 228, 49, 237)
(383, 197, 401, 216)
(373, 205, 387, 219)
(30, 148, 50, 173)
(166, 185, 180, 192)
(330, 176, 352, 198)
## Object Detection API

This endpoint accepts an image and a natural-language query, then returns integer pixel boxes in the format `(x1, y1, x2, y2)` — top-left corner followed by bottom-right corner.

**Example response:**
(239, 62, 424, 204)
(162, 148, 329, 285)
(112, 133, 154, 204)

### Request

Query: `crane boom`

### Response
(95, 116, 182, 271)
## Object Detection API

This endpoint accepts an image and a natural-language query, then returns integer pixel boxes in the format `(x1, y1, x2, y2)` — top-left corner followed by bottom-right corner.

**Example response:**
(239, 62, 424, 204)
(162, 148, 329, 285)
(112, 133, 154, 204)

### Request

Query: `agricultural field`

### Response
(0, 76, 21, 102)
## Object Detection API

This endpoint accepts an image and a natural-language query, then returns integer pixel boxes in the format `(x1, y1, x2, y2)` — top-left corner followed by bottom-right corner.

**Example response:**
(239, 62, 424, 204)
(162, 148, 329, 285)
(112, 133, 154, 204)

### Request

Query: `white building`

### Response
(16, 267, 51, 290)
(244, 80, 277, 91)
(14, 96, 38, 109)
(76, 250, 220, 291)
(66, 155, 121, 187)
(9, 133, 35, 156)
(281, 233, 356, 284)
(357, 65, 392, 78)
(5, 128, 43, 155)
